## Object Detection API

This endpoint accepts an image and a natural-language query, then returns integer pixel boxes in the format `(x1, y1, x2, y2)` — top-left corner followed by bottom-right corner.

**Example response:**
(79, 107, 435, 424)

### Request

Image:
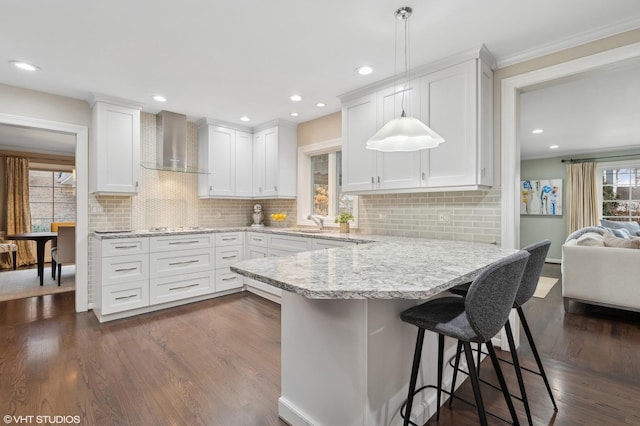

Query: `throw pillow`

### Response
(576, 232, 605, 247)
(603, 235, 640, 249)
(610, 228, 631, 239)
(600, 219, 640, 234)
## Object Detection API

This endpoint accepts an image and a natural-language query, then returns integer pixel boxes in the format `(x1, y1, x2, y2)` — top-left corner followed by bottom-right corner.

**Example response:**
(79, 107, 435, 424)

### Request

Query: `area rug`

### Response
(533, 276, 558, 299)
(0, 265, 75, 302)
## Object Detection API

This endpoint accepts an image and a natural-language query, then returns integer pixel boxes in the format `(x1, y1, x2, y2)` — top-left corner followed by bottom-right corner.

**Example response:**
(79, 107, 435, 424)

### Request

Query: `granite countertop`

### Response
(92, 226, 376, 242)
(231, 239, 519, 299)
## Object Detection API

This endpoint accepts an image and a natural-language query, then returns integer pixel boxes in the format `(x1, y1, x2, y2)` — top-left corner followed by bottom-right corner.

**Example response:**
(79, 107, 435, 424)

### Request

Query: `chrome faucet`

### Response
(307, 215, 324, 230)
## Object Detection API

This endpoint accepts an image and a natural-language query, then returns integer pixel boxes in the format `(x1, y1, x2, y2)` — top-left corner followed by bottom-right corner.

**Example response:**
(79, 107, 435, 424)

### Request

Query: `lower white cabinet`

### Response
(215, 232, 244, 291)
(101, 280, 149, 315)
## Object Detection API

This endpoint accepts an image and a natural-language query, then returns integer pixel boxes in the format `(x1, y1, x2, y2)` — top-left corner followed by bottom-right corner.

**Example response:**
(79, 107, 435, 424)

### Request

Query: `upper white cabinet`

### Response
(197, 120, 253, 199)
(90, 96, 142, 195)
(340, 47, 494, 194)
(253, 122, 297, 198)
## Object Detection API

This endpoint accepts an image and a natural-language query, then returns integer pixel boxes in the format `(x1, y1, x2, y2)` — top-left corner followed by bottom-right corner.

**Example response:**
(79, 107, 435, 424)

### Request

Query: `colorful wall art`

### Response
(520, 179, 563, 216)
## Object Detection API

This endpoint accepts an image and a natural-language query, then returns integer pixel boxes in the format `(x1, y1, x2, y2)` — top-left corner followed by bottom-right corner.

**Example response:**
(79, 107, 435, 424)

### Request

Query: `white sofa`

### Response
(562, 228, 640, 313)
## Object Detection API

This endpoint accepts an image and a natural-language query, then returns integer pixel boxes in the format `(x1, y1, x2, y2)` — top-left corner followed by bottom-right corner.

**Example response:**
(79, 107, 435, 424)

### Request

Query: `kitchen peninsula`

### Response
(231, 239, 519, 426)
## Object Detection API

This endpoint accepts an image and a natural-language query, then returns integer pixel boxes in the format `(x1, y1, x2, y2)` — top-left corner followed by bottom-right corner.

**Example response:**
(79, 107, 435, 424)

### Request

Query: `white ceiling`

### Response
(519, 57, 640, 160)
(1, 1, 640, 156)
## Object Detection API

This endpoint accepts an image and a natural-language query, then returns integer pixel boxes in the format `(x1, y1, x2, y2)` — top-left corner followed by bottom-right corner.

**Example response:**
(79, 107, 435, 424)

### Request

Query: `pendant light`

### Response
(366, 6, 445, 152)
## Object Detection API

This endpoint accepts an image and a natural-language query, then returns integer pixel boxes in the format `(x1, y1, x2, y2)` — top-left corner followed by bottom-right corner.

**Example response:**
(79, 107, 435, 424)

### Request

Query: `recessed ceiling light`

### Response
(316, 102, 326, 108)
(290, 95, 302, 102)
(152, 95, 167, 102)
(356, 65, 373, 75)
(290, 112, 299, 117)
(240, 116, 251, 122)
(549, 145, 559, 149)
(532, 129, 544, 134)
(10, 60, 39, 71)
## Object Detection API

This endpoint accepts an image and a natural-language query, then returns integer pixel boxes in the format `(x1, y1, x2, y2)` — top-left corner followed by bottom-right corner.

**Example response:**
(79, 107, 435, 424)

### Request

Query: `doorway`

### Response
(0, 113, 89, 312)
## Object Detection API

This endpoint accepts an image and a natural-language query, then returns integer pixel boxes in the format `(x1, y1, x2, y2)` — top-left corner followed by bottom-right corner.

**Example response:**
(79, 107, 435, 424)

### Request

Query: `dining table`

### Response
(5, 232, 57, 286)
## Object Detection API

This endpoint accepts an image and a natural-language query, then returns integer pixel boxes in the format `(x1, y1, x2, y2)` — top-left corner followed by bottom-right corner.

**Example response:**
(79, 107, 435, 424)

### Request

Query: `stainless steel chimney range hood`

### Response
(140, 110, 207, 174)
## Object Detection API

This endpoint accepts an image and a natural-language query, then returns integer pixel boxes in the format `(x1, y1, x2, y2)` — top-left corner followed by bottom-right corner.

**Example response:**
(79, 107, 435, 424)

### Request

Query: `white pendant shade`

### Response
(366, 116, 445, 152)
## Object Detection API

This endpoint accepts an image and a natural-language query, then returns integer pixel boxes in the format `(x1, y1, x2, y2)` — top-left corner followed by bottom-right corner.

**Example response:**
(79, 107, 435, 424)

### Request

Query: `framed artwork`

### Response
(520, 179, 563, 216)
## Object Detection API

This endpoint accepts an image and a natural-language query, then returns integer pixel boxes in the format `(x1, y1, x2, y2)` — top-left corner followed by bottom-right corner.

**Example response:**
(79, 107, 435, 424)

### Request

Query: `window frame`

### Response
(297, 138, 358, 229)
(597, 159, 640, 223)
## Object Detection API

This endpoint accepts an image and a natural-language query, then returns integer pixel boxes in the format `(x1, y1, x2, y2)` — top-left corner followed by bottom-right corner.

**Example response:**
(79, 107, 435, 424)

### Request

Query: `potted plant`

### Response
(334, 212, 354, 233)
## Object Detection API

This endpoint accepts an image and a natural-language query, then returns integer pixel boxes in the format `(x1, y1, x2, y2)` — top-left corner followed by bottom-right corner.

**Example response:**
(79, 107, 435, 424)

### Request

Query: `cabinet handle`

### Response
(169, 283, 200, 291)
(221, 237, 236, 241)
(135, 181, 139, 189)
(168, 240, 199, 245)
(115, 244, 138, 249)
(221, 277, 236, 281)
(274, 186, 278, 192)
(371, 177, 374, 184)
(259, 187, 262, 192)
(253, 238, 263, 242)
(421, 172, 426, 180)
(377, 176, 380, 184)
(210, 185, 213, 191)
(222, 255, 237, 260)
(115, 294, 137, 301)
(168, 259, 200, 266)
(115, 267, 138, 272)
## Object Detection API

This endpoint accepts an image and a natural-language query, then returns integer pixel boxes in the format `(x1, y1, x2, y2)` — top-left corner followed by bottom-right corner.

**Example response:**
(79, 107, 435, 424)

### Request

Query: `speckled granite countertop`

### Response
(92, 226, 376, 243)
(231, 239, 519, 299)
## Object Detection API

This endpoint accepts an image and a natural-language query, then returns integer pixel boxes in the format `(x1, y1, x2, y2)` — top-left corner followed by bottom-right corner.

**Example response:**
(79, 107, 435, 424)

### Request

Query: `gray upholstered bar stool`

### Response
(448, 240, 556, 426)
(400, 250, 530, 426)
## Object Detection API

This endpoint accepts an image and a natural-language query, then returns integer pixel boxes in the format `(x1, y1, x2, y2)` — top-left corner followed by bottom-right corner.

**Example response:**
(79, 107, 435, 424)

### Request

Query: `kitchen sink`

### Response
(283, 228, 326, 234)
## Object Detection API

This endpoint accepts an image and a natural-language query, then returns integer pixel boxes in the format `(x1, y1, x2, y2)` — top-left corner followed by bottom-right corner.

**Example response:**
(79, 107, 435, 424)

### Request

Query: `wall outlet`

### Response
(438, 212, 451, 223)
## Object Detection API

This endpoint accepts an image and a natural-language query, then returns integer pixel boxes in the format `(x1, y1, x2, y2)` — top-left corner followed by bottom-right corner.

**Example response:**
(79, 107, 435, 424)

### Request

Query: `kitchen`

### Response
(2, 1, 640, 425)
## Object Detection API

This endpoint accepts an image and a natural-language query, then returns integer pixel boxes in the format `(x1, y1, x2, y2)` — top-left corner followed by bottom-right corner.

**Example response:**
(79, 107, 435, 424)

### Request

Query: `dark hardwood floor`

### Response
(1, 264, 639, 425)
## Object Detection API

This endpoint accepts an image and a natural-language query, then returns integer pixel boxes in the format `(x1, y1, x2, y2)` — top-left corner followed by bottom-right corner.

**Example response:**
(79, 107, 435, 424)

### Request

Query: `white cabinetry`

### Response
(197, 120, 253, 198)
(419, 59, 493, 188)
(340, 48, 494, 194)
(90, 96, 142, 194)
(149, 234, 215, 305)
(215, 232, 244, 291)
(94, 237, 150, 317)
(253, 123, 297, 198)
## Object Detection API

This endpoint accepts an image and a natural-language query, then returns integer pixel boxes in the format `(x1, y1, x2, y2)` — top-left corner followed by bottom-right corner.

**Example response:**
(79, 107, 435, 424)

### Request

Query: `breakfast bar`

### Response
(231, 239, 518, 426)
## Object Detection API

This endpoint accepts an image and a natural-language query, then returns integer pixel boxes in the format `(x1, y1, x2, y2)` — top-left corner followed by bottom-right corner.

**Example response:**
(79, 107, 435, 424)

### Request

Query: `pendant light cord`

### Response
(400, 12, 410, 117)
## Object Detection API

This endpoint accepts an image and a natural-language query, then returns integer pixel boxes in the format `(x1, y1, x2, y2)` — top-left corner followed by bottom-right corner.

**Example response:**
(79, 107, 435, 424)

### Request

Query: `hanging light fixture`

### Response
(366, 6, 445, 152)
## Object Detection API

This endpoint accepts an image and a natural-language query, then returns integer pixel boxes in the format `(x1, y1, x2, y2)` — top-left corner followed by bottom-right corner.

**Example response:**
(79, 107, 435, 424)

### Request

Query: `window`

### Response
(298, 140, 357, 227)
(29, 170, 76, 232)
(599, 162, 640, 224)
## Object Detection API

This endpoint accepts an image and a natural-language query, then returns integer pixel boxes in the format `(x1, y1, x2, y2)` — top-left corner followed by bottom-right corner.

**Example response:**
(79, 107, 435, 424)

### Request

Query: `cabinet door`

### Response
(253, 131, 265, 196)
(235, 131, 253, 197)
(420, 60, 476, 187)
(208, 126, 236, 196)
(477, 60, 493, 187)
(342, 94, 378, 192)
(91, 102, 140, 194)
(263, 127, 279, 197)
(376, 82, 422, 190)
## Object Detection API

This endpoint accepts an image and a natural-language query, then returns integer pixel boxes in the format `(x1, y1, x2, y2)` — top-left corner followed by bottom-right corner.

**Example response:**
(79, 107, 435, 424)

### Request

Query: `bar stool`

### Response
(448, 240, 556, 426)
(400, 250, 530, 426)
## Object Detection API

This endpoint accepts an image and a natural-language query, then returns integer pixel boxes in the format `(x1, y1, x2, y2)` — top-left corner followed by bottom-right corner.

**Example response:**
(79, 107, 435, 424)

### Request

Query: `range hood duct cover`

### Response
(156, 110, 188, 171)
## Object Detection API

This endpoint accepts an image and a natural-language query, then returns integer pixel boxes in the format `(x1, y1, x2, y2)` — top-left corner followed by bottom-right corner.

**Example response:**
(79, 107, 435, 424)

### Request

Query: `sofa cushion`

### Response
(603, 235, 640, 249)
(600, 219, 640, 234)
(576, 232, 605, 247)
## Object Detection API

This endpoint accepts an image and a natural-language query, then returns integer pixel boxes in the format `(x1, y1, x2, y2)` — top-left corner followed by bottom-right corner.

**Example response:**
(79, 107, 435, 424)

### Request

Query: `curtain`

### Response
(3, 157, 36, 268)
(566, 161, 599, 234)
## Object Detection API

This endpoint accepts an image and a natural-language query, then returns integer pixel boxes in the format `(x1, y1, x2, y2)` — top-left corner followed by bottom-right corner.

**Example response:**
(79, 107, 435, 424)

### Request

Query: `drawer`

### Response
(150, 248, 214, 278)
(101, 254, 149, 286)
(216, 232, 244, 246)
(268, 235, 312, 253)
(101, 280, 149, 315)
(101, 237, 149, 257)
(215, 245, 244, 268)
(246, 232, 267, 247)
(150, 234, 214, 252)
(150, 271, 215, 305)
(216, 267, 243, 292)
(247, 245, 268, 259)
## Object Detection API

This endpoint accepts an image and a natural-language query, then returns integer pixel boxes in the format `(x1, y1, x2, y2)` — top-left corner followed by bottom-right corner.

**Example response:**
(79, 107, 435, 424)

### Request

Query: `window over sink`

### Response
(298, 139, 357, 228)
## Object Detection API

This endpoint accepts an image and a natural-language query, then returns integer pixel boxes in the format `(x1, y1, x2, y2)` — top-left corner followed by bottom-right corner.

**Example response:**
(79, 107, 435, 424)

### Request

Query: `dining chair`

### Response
(51, 221, 75, 279)
(51, 226, 75, 286)
(0, 242, 18, 270)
